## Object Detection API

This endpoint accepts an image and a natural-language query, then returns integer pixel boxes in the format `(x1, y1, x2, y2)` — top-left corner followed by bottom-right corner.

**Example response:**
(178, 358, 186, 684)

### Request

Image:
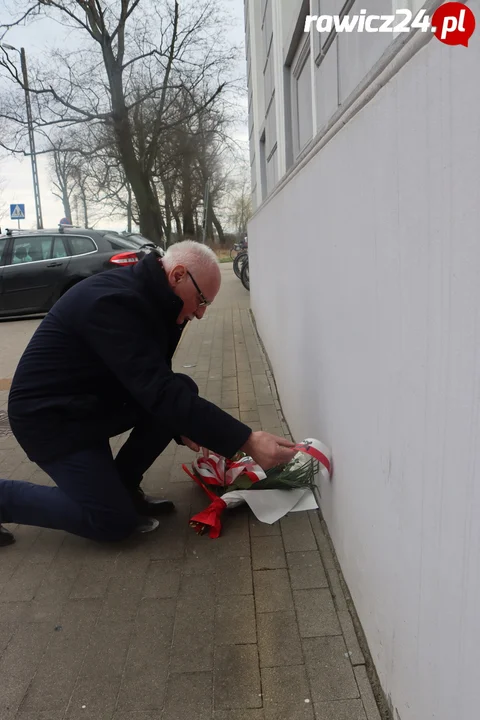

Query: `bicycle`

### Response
(240, 256, 250, 291)
(230, 238, 248, 260)
(233, 250, 248, 279)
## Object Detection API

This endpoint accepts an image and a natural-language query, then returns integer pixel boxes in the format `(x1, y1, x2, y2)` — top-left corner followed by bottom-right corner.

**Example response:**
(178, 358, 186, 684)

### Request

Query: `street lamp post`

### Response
(2, 44, 43, 229)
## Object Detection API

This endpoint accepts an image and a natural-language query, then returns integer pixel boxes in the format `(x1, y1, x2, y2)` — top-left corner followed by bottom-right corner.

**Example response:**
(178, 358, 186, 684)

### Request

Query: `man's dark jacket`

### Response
(8, 251, 252, 463)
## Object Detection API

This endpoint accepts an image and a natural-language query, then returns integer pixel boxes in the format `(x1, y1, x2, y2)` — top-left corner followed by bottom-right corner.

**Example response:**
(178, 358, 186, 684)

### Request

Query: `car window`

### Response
(103, 236, 133, 250)
(52, 236, 70, 259)
(123, 234, 156, 248)
(10, 236, 53, 265)
(0, 237, 7, 265)
(68, 235, 96, 255)
(102, 234, 144, 251)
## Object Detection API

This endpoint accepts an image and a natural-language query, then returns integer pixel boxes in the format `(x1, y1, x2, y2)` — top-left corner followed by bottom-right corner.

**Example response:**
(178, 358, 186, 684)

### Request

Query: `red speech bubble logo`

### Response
(432, 2, 476, 46)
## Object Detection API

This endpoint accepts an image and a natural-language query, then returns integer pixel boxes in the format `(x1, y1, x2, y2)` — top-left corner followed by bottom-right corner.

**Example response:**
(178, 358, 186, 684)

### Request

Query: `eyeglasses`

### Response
(186, 270, 211, 307)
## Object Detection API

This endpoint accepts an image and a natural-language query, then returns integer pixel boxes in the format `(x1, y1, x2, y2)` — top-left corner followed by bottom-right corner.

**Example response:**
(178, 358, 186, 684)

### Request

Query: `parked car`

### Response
(0, 226, 159, 318)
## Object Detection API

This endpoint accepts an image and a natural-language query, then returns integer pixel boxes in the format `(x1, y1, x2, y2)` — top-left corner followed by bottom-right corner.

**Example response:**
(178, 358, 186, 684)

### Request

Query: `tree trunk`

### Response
(194, 208, 201, 239)
(53, 148, 73, 222)
(172, 204, 182, 244)
(127, 182, 132, 233)
(164, 186, 181, 245)
(115, 120, 164, 243)
(62, 187, 72, 223)
(182, 178, 195, 237)
(81, 187, 88, 228)
(159, 177, 172, 245)
(207, 210, 213, 243)
(73, 195, 79, 226)
(108, 64, 164, 244)
(164, 201, 171, 246)
(211, 207, 225, 244)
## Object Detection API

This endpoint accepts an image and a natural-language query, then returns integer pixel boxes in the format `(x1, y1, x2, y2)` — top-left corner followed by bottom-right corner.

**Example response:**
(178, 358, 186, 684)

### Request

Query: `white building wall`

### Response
(245, 1, 480, 719)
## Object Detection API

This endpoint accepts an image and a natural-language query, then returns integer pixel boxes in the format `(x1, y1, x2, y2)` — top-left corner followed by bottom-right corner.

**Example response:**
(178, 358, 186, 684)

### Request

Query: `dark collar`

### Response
(133, 250, 184, 323)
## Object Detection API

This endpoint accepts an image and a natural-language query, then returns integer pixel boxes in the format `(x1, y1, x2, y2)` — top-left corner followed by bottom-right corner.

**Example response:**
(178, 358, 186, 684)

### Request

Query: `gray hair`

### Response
(162, 240, 219, 275)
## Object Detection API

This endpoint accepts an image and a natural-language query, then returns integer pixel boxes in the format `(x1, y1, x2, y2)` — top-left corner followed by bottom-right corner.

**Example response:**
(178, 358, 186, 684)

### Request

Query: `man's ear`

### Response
(171, 265, 186, 285)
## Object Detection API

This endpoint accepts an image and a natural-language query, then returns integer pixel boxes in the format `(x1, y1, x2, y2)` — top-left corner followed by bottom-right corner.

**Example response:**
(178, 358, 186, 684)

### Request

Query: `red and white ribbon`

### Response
(191, 438, 332, 489)
(291, 438, 332, 485)
(192, 453, 266, 487)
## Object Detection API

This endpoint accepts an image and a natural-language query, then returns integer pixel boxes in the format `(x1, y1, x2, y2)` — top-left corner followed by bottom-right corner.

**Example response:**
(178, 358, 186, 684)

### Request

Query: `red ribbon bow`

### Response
(189, 497, 227, 539)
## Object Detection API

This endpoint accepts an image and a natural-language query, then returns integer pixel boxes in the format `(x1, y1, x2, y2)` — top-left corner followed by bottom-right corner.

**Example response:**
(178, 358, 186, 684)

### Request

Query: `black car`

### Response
(0, 226, 159, 318)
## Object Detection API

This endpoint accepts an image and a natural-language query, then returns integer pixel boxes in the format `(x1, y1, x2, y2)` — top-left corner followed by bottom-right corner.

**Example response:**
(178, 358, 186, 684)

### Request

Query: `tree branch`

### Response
(121, 48, 160, 71)
(144, 0, 179, 168)
(37, 0, 97, 38)
(111, 0, 142, 42)
(0, 5, 42, 41)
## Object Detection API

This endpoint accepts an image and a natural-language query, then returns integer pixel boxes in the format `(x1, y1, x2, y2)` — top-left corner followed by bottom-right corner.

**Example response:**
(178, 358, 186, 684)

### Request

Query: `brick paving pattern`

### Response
(0, 265, 381, 720)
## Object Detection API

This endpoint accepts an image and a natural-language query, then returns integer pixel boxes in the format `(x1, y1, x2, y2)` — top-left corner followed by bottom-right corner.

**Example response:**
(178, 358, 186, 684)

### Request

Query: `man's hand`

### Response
(240, 431, 296, 470)
(180, 437, 211, 457)
(180, 436, 200, 452)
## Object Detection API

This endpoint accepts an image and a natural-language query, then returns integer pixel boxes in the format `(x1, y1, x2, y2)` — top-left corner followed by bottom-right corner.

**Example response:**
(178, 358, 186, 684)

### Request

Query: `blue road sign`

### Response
(10, 204, 25, 220)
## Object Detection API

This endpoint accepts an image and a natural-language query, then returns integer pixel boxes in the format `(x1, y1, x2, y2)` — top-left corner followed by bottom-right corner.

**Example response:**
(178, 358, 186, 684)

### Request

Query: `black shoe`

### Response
(133, 490, 175, 517)
(0, 524, 15, 547)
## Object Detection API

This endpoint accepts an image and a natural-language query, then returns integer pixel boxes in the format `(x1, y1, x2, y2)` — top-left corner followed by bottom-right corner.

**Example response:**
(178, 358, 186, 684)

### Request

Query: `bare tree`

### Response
(0, 0, 239, 243)
(0, 121, 8, 230)
(0, 173, 6, 233)
(148, 83, 246, 245)
(43, 73, 247, 242)
(70, 160, 91, 227)
(49, 140, 77, 222)
(228, 174, 252, 235)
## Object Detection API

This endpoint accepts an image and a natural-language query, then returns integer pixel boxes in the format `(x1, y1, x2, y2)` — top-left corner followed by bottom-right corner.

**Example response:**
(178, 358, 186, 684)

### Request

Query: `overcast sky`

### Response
(0, 0, 248, 232)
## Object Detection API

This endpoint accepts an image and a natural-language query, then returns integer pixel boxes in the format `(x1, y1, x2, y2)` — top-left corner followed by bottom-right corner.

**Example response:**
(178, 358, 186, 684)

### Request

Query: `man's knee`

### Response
(175, 373, 199, 395)
(84, 507, 137, 542)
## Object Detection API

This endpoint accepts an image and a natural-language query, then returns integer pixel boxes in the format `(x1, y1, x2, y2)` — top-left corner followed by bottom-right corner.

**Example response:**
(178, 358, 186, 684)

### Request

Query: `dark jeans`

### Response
(0, 374, 197, 542)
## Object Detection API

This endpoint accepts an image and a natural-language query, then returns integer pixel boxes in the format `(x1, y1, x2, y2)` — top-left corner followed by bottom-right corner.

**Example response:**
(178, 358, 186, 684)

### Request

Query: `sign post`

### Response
(10, 204, 25, 229)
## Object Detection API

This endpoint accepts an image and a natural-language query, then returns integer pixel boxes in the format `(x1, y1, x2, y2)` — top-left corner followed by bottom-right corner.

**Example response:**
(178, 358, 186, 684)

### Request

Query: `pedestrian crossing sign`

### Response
(10, 204, 25, 220)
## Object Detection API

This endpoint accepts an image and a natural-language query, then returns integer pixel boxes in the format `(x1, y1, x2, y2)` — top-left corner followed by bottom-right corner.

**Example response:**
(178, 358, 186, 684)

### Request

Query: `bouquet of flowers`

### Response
(182, 438, 332, 538)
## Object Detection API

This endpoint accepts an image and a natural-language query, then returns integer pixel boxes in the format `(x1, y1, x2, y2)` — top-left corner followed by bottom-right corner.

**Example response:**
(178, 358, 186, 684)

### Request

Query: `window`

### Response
(10, 236, 53, 265)
(250, 151, 257, 204)
(312, 0, 345, 59)
(0, 237, 7, 265)
(103, 237, 127, 250)
(337, 0, 398, 103)
(69, 236, 96, 255)
(52, 236, 70, 259)
(259, 131, 268, 202)
(265, 95, 278, 195)
(265, 94, 277, 157)
(248, 90, 254, 137)
(262, 0, 272, 66)
(315, 35, 339, 133)
(266, 146, 278, 195)
(103, 234, 153, 251)
(291, 36, 313, 159)
(394, 0, 426, 13)
(264, 53, 275, 109)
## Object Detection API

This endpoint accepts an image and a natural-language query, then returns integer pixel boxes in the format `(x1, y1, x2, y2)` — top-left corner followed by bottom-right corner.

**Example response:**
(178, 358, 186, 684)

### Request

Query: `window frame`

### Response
(64, 234, 98, 257)
(52, 235, 71, 260)
(0, 237, 8, 266)
(313, 1, 354, 66)
(291, 34, 313, 160)
(4, 235, 55, 268)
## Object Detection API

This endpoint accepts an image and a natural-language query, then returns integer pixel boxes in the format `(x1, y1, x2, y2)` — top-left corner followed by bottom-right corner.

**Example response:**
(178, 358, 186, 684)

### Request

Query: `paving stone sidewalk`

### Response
(0, 265, 381, 720)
